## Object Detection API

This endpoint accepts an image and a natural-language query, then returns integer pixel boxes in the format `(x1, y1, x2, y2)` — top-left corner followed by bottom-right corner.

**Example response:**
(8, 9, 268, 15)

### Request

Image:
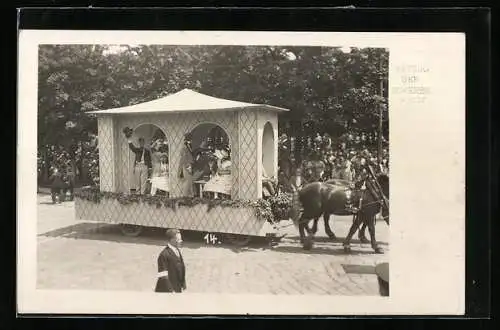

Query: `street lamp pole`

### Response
(377, 57, 384, 166)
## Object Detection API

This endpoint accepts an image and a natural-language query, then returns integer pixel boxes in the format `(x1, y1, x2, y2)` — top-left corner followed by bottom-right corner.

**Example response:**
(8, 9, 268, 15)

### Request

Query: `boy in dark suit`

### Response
(63, 163, 75, 201)
(49, 168, 66, 204)
(155, 229, 187, 293)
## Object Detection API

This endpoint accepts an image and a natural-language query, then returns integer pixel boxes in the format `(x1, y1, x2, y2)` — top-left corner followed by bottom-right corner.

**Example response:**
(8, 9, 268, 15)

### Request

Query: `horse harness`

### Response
(291, 167, 388, 227)
(353, 169, 389, 222)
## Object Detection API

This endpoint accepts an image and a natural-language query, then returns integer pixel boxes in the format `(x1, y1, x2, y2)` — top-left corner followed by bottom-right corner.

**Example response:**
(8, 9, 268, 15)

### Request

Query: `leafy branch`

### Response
(74, 187, 293, 224)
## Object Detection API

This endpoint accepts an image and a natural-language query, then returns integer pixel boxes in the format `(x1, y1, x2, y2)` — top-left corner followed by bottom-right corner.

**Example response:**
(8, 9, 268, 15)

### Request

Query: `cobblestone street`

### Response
(37, 194, 389, 295)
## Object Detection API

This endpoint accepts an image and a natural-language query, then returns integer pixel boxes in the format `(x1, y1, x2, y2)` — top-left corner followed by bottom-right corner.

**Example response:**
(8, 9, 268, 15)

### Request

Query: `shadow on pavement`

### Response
(271, 243, 384, 256)
(38, 222, 273, 252)
(38, 222, 388, 256)
(308, 235, 389, 246)
(342, 264, 377, 274)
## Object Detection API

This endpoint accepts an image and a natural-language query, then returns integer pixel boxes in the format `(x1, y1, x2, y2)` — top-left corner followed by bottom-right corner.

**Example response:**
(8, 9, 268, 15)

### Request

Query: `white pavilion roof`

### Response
(87, 89, 289, 115)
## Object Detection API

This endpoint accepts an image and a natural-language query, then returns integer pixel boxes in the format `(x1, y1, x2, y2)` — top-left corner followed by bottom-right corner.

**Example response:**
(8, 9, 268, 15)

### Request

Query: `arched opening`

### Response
(261, 122, 277, 198)
(262, 122, 275, 178)
(185, 123, 232, 199)
(127, 123, 170, 196)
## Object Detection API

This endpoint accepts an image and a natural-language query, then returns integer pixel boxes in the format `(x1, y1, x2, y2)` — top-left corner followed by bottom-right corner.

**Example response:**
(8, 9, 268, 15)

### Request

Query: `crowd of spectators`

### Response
(37, 133, 100, 189)
(277, 131, 389, 189)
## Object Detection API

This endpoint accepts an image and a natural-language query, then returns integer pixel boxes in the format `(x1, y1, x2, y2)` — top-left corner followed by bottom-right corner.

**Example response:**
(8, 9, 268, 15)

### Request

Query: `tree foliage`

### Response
(38, 44, 388, 182)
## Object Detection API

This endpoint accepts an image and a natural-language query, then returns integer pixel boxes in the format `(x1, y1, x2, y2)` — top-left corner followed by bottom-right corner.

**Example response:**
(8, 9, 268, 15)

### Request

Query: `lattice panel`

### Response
(114, 112, 239, 198)
(97, 116, 115, 192)
(75, 198, 267, 236)
(238, 109, 258, 200)
(229, 111, 239, 198)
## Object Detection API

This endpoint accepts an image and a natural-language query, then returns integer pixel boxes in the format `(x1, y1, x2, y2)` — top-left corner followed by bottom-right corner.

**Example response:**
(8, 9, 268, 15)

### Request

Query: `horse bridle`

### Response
(290, 162, 390, 224)
(346, 170, 389, 223)
(290, 179, 389, 228)
(356, 182, 388, 213)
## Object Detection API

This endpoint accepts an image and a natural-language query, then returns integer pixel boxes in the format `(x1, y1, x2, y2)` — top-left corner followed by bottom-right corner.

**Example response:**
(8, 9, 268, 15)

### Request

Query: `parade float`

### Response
(74, 89, 289, 246)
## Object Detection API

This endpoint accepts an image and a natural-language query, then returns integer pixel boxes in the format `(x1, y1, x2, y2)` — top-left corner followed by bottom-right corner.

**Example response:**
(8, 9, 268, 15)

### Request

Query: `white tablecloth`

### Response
(150, 176, 169, 195)
(204, 174, 232, 195)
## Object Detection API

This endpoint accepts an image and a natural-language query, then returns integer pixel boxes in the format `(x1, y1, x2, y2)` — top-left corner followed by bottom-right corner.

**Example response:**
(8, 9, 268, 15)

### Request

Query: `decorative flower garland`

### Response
(74, 187, 293, 224)
(267, 193, 293, 221)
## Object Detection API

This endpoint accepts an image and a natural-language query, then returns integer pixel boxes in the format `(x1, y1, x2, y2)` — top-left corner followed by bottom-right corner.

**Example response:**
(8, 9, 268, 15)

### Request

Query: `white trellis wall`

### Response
(96, 107, 279, 201)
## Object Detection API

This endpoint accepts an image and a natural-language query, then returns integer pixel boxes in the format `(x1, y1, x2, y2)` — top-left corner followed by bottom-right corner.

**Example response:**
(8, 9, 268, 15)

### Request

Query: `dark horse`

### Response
(290, 166, 389, 253)
(310, 179, 369, 243)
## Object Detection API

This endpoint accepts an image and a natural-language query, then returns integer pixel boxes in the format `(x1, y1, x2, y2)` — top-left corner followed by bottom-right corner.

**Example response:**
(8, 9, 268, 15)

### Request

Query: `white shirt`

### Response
(167, 243, 181, 258)
(159, 163, 168, 175)
(220, 160, 231, 170)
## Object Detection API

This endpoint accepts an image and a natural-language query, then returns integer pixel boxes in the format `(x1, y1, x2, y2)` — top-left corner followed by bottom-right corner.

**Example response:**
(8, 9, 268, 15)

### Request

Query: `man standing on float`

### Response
(128, 136, 152, 194)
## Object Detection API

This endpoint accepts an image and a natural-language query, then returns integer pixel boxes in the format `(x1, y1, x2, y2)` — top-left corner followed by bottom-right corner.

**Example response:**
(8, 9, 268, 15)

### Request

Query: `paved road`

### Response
(37, 194, 389, 295)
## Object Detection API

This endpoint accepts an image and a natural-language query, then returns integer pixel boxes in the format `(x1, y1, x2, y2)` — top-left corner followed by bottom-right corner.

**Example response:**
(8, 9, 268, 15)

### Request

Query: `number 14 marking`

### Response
(204, 233, 219, 244)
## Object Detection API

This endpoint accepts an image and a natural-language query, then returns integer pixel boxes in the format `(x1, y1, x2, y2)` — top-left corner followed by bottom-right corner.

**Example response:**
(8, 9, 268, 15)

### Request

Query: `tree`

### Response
(38, 44, 388, 183)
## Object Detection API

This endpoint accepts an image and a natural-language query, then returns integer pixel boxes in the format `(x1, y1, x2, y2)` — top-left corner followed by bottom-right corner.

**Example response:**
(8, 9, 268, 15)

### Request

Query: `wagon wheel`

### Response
(120, 224, 143, 237)
(224, 234, 252, 247)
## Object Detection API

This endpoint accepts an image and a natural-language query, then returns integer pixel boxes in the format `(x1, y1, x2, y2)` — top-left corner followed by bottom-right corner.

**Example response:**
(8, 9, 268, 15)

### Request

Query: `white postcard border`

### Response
(18, 30, 465, 315)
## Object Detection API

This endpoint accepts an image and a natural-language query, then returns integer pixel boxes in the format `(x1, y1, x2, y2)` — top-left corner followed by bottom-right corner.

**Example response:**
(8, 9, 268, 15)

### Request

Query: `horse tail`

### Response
(289, 185, 302, 229)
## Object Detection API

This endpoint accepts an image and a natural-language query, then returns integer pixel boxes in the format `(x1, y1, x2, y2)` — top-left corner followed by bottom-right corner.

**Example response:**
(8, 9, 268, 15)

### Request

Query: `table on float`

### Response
(150, 175, 169, 196)
(194, 174, 232, 199)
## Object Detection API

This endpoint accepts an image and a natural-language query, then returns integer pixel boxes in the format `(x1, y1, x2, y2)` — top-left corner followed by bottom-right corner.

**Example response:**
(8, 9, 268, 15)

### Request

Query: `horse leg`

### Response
(298, 214, 315, 250)
(367, 215, 384, 254)
(298, 214, 313, 240)
(343, 213, 363, 253)
(310, 217, 319, 235)
(358, 222, 369, 243)
(303, 225, 315, 250)
(300, 222, 314, 250)
(323, 213, 337, 240)
(298, 216, 307, 243)
(304, 222, 314, 235)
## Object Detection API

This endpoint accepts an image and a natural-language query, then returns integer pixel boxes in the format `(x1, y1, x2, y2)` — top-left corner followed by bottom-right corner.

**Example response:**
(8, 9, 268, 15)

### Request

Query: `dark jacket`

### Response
(128, 142, 152, 168)
(289, 174, 309, 190)
(191, 151, 214, 181)
(49, 172, 67, 189)
(64, 168, 75, 186)
(154, 245, 186, 293)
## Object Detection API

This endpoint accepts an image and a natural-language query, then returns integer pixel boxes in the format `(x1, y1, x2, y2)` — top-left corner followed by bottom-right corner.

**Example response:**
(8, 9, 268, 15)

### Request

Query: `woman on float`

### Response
(148, 137, 169, 195)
